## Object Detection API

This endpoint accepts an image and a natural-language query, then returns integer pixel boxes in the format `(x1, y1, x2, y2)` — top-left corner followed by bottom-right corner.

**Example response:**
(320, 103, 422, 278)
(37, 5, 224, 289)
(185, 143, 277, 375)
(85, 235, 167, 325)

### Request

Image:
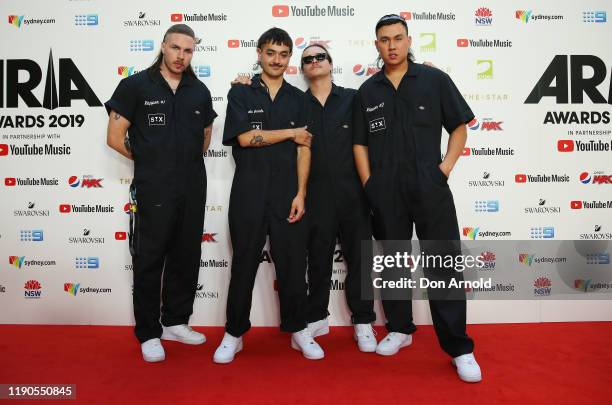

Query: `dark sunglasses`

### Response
(302, 53, 328, 64)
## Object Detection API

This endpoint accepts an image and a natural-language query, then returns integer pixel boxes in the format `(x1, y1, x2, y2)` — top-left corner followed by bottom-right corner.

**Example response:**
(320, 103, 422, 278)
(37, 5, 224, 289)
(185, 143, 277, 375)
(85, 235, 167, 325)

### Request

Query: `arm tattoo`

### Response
(249, 134, 270, 147)
(113, 113, 121, 121)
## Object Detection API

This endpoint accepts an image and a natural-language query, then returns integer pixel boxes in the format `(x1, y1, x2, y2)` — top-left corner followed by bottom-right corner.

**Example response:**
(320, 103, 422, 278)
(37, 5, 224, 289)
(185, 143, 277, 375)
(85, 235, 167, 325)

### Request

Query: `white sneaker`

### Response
(161, 324, 206, 345)
(375, 332, 412, 356)
(291, 328, 325, 360)
(452, 353, 482, 383)
(213, 333, 243, 364)
(307, 318, 329, 337)
(354, 324, 377, 352)
(141, 338, 165, 362)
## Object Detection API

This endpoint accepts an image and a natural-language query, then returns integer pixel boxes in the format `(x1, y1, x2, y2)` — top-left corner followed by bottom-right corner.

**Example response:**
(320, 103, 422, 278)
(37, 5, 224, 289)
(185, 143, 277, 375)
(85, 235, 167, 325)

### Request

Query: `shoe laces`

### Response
(221, 334, 239, 347)
(385, 332, 404, 342)
(147, 339, 162, 349)
(356, 324, 376, 338)
(297, 328, 316, 344)
(457, 354, 476, 366)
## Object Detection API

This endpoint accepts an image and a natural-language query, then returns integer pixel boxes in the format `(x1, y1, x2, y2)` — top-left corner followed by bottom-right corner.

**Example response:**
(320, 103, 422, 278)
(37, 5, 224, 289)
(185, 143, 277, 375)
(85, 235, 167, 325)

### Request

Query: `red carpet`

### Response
(1, 323, 611, 404)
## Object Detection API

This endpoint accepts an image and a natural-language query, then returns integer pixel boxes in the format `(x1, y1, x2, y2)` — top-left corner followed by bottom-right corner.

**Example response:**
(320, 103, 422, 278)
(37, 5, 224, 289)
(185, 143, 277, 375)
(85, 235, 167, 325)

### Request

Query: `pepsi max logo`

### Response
(295, 37, 307, 49)
(68, 176, 103, 188)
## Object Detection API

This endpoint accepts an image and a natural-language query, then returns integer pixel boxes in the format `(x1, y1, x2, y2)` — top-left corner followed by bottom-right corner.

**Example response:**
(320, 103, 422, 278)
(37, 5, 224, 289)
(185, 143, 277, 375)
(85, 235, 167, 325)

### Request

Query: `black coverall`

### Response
(353, 63, 475, 357)
(222, 75, 309, 337)
(105, 68, 217, 343)
(305, 84, 375, 325)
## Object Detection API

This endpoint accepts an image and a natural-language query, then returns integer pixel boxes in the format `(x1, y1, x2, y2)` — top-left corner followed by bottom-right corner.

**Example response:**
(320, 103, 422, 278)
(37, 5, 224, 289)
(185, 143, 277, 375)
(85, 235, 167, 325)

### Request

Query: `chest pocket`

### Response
(333, 121, 352, 146)
(337, 122, 350, 133)
(413, 100, 434, 127)
(190, 107, 207, 134)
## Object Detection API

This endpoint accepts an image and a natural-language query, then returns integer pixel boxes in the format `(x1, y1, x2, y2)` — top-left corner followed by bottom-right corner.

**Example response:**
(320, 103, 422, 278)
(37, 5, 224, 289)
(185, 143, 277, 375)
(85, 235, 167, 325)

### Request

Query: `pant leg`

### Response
(269, 213, 308, 333)
(414, 179, 475, 357)
(161, 188, 205, 327)
(132, 199, 178, 343)
(306, 206, 339, 323)
(338, 205, 376, 324)
(365, 172, 416, 334)
(224, 208, 268, 338)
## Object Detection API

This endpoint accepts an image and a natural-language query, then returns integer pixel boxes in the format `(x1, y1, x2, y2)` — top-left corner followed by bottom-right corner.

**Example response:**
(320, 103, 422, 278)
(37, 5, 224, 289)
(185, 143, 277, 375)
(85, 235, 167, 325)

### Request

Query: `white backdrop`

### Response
(1, 0, 611, 327)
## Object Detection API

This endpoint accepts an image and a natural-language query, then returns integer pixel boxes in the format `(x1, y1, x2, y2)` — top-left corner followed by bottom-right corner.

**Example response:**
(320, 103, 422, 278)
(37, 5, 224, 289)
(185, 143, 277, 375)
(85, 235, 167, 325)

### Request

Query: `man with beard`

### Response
(105, 24, 217, 362)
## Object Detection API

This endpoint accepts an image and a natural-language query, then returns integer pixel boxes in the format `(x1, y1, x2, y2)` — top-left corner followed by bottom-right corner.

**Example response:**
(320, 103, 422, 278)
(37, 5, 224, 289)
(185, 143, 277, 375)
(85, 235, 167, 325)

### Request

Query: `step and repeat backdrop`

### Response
(1, 0, 610, 326)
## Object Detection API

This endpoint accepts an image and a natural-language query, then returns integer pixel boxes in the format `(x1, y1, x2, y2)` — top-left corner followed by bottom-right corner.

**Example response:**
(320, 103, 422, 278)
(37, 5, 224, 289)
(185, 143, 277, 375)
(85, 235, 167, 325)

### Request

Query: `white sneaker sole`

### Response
(213, 341, 243, 364)
(456, 373, 482, 383)
(310, 324, 329, 338)
(143, 352, 165, 362)
(375, 336, 413, 356)
(291, 338, 324, 360)
(161, 330, 206, 345)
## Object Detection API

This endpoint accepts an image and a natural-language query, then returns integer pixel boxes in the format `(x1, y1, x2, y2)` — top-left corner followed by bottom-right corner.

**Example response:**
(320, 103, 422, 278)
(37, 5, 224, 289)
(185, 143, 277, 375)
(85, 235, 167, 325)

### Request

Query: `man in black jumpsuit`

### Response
(213, 28, 324, 363)
(105, 24, 217, 362)
(298, 45, 378, 352)
(353, 15, 482, 382)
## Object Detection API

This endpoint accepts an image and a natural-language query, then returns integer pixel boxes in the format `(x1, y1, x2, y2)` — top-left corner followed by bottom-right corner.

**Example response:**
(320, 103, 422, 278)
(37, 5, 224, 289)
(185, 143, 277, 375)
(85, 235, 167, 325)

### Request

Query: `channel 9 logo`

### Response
(129, 39, 154, 52)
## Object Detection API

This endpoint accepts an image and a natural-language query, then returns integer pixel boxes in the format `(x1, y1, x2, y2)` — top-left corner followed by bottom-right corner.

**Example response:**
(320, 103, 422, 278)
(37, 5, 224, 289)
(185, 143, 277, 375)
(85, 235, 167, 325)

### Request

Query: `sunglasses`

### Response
(302, 53, 328, 64)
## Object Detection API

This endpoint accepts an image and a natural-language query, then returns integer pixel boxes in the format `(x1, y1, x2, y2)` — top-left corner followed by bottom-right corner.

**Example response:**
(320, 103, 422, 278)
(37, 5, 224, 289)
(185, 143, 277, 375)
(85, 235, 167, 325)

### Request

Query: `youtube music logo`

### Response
(557, 139, 610, 153)
(571, 201, 583, 209)
(272, 5, 289, 17)
(557, 140, 574, 152)
(514, 173, 570, 183)
(570, 200, 612, 210)
(227, 39, 257, 48)
(515, 174, 527, 183)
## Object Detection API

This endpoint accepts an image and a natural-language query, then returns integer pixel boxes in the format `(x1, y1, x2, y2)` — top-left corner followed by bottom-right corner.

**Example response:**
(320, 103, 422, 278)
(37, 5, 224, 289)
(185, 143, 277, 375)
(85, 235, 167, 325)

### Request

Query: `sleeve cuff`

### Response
(104, 99, 132, 123)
